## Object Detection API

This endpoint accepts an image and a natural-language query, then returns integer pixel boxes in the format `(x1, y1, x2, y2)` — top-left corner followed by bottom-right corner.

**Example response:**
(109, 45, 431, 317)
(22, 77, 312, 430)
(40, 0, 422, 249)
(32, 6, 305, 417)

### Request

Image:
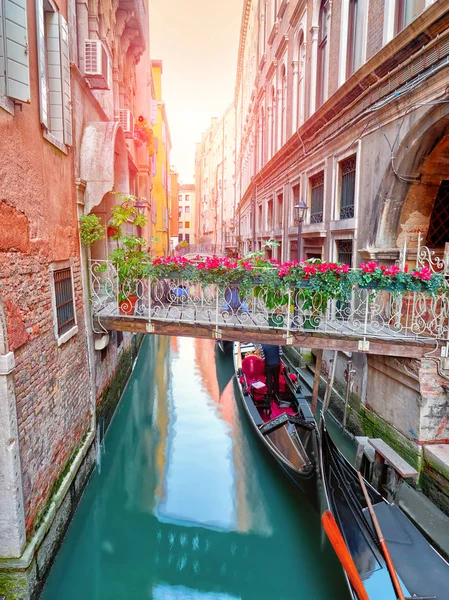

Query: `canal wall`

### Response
(0, 333, 144, 600)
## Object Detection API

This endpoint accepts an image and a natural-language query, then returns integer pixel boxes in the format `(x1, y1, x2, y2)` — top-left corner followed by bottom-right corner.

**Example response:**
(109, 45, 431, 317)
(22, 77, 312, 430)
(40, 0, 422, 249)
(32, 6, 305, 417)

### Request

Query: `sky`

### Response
(148, 0, 243, 183)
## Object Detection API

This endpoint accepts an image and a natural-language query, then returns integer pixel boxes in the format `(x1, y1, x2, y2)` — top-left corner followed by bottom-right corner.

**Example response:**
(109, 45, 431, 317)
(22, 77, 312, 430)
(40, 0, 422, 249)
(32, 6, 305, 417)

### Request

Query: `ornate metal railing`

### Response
(89, 261, 449, 346)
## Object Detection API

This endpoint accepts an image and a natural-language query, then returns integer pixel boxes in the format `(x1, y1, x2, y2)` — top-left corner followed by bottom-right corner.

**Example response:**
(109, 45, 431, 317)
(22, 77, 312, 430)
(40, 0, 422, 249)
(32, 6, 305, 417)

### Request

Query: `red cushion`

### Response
(242, 355, 265, 378)
(289, 373, 298, 383)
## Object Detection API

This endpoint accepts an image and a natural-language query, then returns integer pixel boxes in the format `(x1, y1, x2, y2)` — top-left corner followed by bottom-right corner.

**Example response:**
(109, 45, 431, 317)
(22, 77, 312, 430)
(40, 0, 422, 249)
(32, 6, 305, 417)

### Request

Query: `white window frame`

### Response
(0, 0, 30, 113)
(36, 0, 72, 152)
(331, 144, 360, 223)
(50, 260, 78, 347)
(338, 0, 368, 86)
(306, 163, 326, 226)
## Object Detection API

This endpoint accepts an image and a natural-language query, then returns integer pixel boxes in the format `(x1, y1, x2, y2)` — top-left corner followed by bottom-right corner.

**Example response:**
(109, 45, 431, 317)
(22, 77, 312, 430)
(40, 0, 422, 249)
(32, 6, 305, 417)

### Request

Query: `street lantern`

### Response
(135, 198, 146, 214)
(294, 199, 308, 262)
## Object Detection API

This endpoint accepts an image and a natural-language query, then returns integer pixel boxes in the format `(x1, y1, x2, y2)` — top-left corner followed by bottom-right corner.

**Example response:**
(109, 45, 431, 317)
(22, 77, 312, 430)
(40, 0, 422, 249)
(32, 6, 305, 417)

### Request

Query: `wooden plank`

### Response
(94, 316, 439, 359)
(368, 438, 418, 479)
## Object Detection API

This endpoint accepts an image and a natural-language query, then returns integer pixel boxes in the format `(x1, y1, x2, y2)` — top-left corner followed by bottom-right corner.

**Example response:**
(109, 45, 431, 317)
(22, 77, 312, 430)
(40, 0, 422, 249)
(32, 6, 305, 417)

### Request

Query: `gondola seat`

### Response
(241, 355, 268, 402)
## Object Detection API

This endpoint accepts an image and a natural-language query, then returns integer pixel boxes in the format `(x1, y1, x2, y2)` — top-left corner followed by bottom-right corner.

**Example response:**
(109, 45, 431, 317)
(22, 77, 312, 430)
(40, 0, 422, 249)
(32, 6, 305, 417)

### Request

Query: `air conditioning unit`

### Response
(84, 40, 110, 90)
(117, 109, 134, 138)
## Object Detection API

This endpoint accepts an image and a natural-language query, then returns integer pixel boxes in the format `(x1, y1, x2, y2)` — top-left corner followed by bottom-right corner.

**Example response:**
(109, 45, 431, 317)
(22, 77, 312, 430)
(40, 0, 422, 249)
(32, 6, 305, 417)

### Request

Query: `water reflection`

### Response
(42, 336, 349, 600)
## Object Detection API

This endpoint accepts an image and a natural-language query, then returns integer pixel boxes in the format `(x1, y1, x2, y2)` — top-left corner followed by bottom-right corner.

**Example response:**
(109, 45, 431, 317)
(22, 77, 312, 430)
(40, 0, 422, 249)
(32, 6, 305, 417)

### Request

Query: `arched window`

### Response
(270, 85, 276, 158)
(259, 107, 265, 169)
(316, 0, 329, 109)
(347, 0, 366, 78)
(298, 31, 305, 127)
(281, 64, 287, 146)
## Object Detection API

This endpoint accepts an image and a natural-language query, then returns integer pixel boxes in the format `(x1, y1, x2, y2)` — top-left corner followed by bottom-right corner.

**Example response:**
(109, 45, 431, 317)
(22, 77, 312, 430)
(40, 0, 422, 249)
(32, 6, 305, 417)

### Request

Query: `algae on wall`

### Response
(96, 334, 144, 438)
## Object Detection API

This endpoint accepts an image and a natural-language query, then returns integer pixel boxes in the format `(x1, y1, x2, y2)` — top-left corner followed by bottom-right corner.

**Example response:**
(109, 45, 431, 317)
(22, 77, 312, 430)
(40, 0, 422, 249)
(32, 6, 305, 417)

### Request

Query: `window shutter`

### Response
(36, 0, 48, 128)
(0, 0, 5, 95)
(45, 10, 63, 142)
(59, 14, 72, 146)
(4, 0, 30, 102)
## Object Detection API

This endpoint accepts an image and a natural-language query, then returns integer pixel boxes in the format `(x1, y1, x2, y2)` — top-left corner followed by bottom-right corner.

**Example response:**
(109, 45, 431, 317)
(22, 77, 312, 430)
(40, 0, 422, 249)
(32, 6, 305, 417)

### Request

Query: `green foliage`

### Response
(79, 214, 105, 245)
(108, 192, 148, 239)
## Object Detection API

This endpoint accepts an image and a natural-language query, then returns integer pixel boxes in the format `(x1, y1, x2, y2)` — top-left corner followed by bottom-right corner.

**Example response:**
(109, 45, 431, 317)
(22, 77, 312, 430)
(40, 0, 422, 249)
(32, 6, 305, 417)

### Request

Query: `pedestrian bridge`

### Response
(89, 260, 449, 361)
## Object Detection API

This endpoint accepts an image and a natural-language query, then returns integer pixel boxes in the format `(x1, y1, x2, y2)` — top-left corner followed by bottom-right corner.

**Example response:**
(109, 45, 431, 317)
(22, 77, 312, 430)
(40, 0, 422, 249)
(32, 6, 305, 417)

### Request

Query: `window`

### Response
(178, 220, 183, 229)
(178, 234, 183, 242)
(395, 0, 426, 33)
(185, 233, 190, 244)
(178, 194, 182, 202)
(185, 195, 190, 202)
(280, 64, 287, 146)
(36, 0, 72, 147)
(347, 0, 365, 78)
(270, 85, 276, 158)
(291, 183, 300, 225)
(258, 204, 263, 229)
(297, 32, 306, 128)
(185, 221, 190, 229)
(426, 181, 449, 248)
(178, 207, 182, 218)
(277, 192, 283, 228)
(0, 0, 30, 105)
(316, 0, 329, 109)
(267, 198, 274, 229)
(337, 239, 353, 266)
(51, 265, 76, 341)
(185, 206, 190, 213)
(310, 172, 324, 223)
(339, 156, 356, 219)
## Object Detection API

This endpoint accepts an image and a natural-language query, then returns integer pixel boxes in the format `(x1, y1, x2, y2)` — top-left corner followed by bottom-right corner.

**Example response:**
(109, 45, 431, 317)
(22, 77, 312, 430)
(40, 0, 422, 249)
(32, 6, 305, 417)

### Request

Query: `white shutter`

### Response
(59, 14, 72, 146)
(36, 0, 48, 128)
(45, 10, 63, 142)
(0, 0, 5, 95)
(4, 0, 30, 102)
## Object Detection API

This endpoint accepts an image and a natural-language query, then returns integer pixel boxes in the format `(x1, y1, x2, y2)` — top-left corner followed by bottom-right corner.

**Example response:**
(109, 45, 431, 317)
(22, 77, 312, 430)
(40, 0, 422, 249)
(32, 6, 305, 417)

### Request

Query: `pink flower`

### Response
(360, 261, 379, 274)
(384, 265, 400, 277)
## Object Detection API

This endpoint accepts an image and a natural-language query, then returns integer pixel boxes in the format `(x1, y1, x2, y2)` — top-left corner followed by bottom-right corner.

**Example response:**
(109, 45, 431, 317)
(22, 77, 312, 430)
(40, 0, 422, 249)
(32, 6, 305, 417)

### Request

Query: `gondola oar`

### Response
(321, 510, 370, 600)
(357, 472, 405, 600)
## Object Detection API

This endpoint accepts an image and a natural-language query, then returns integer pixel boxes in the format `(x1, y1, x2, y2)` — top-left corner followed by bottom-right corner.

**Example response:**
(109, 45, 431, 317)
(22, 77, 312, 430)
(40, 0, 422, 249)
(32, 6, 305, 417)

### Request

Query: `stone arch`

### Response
(370, 102, 449, 249)
(80, 121, 129, 215)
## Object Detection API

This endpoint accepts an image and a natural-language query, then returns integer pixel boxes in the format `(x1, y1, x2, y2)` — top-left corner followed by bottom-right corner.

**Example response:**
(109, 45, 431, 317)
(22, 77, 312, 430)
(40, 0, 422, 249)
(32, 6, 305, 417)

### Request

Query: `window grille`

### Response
(53, 268, 75, 336)
(310, 172, 324, 223)
(340, 156, 356, 220)
(337, 239, 353, 266)
(426, 181, 449, 248)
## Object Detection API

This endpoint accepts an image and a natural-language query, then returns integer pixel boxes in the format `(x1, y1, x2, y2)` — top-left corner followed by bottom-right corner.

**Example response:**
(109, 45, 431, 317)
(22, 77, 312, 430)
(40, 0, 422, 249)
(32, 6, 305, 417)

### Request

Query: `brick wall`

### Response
(0, 252, 91, 534)
(366, 0, 384, 60)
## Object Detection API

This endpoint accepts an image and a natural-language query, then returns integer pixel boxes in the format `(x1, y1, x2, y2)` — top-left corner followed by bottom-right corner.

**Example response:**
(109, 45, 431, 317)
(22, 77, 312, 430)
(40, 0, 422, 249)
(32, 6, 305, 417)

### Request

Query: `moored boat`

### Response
(233, 342, 319, 507)
(319, 416, 449, 600)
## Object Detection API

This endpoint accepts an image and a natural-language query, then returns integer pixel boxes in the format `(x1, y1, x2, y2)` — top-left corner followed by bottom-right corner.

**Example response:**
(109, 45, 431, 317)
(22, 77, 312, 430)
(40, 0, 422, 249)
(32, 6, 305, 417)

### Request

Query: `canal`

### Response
(42, 336, 349, 599)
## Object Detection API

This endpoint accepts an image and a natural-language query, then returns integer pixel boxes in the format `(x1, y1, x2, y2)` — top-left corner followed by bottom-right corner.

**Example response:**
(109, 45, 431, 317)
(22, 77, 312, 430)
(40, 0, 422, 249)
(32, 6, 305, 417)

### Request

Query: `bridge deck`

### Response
(94, 304, 439, 358)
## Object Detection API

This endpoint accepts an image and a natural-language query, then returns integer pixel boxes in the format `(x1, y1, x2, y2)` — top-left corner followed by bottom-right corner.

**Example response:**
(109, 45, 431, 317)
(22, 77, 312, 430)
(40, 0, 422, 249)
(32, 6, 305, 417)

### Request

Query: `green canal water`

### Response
(41, 336, 350, 599)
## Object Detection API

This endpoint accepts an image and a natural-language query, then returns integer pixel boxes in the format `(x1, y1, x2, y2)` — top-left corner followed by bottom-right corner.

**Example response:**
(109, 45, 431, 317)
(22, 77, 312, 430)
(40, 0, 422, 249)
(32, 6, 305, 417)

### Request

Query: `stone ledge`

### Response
(0, 352, 15, 375)
(0, 429, 95, 571)
(424, 444, 449, 479)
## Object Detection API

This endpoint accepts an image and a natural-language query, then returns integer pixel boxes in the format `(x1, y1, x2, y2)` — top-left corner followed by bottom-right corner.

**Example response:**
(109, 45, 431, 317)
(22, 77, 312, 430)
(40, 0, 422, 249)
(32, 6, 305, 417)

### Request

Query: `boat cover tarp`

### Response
(372, 503, 449, 600)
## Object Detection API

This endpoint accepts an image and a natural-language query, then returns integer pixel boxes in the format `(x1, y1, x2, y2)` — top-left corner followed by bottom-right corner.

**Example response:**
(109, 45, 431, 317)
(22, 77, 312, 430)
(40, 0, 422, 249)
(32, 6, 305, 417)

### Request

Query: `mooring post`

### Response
(311, 349, 323, 416)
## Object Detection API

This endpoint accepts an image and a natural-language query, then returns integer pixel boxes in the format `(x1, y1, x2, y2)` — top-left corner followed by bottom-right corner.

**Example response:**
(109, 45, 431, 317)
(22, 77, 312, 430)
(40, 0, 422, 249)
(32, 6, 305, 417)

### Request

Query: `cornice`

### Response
(266, 59, 278, 83)
(277, 0, 288, 20)
(290, 0, 306, 27)
(275, 34, 289, 60)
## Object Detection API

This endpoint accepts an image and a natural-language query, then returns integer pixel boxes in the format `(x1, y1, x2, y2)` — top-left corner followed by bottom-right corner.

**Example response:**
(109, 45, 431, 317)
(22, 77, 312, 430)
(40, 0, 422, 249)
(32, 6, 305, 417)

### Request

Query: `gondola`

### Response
(216, 340, 233, 355)
(233, 342, 319, 507)
(319, 415, 449, 600)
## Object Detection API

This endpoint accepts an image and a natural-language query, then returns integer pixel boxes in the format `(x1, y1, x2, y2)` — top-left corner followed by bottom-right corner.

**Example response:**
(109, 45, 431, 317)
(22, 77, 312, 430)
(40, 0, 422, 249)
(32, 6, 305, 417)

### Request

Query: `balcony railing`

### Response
(89, 263, 449, 346)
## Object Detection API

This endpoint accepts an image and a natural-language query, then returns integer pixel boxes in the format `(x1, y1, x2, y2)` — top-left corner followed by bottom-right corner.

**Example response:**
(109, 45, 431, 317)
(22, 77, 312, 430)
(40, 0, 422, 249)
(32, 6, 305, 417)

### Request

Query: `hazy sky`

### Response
(148, 0, 243, 183)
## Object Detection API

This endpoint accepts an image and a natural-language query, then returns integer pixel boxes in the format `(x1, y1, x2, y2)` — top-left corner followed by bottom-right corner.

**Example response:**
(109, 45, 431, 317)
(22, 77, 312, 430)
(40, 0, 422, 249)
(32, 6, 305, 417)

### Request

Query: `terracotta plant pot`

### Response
(119, 295, 138, 315)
